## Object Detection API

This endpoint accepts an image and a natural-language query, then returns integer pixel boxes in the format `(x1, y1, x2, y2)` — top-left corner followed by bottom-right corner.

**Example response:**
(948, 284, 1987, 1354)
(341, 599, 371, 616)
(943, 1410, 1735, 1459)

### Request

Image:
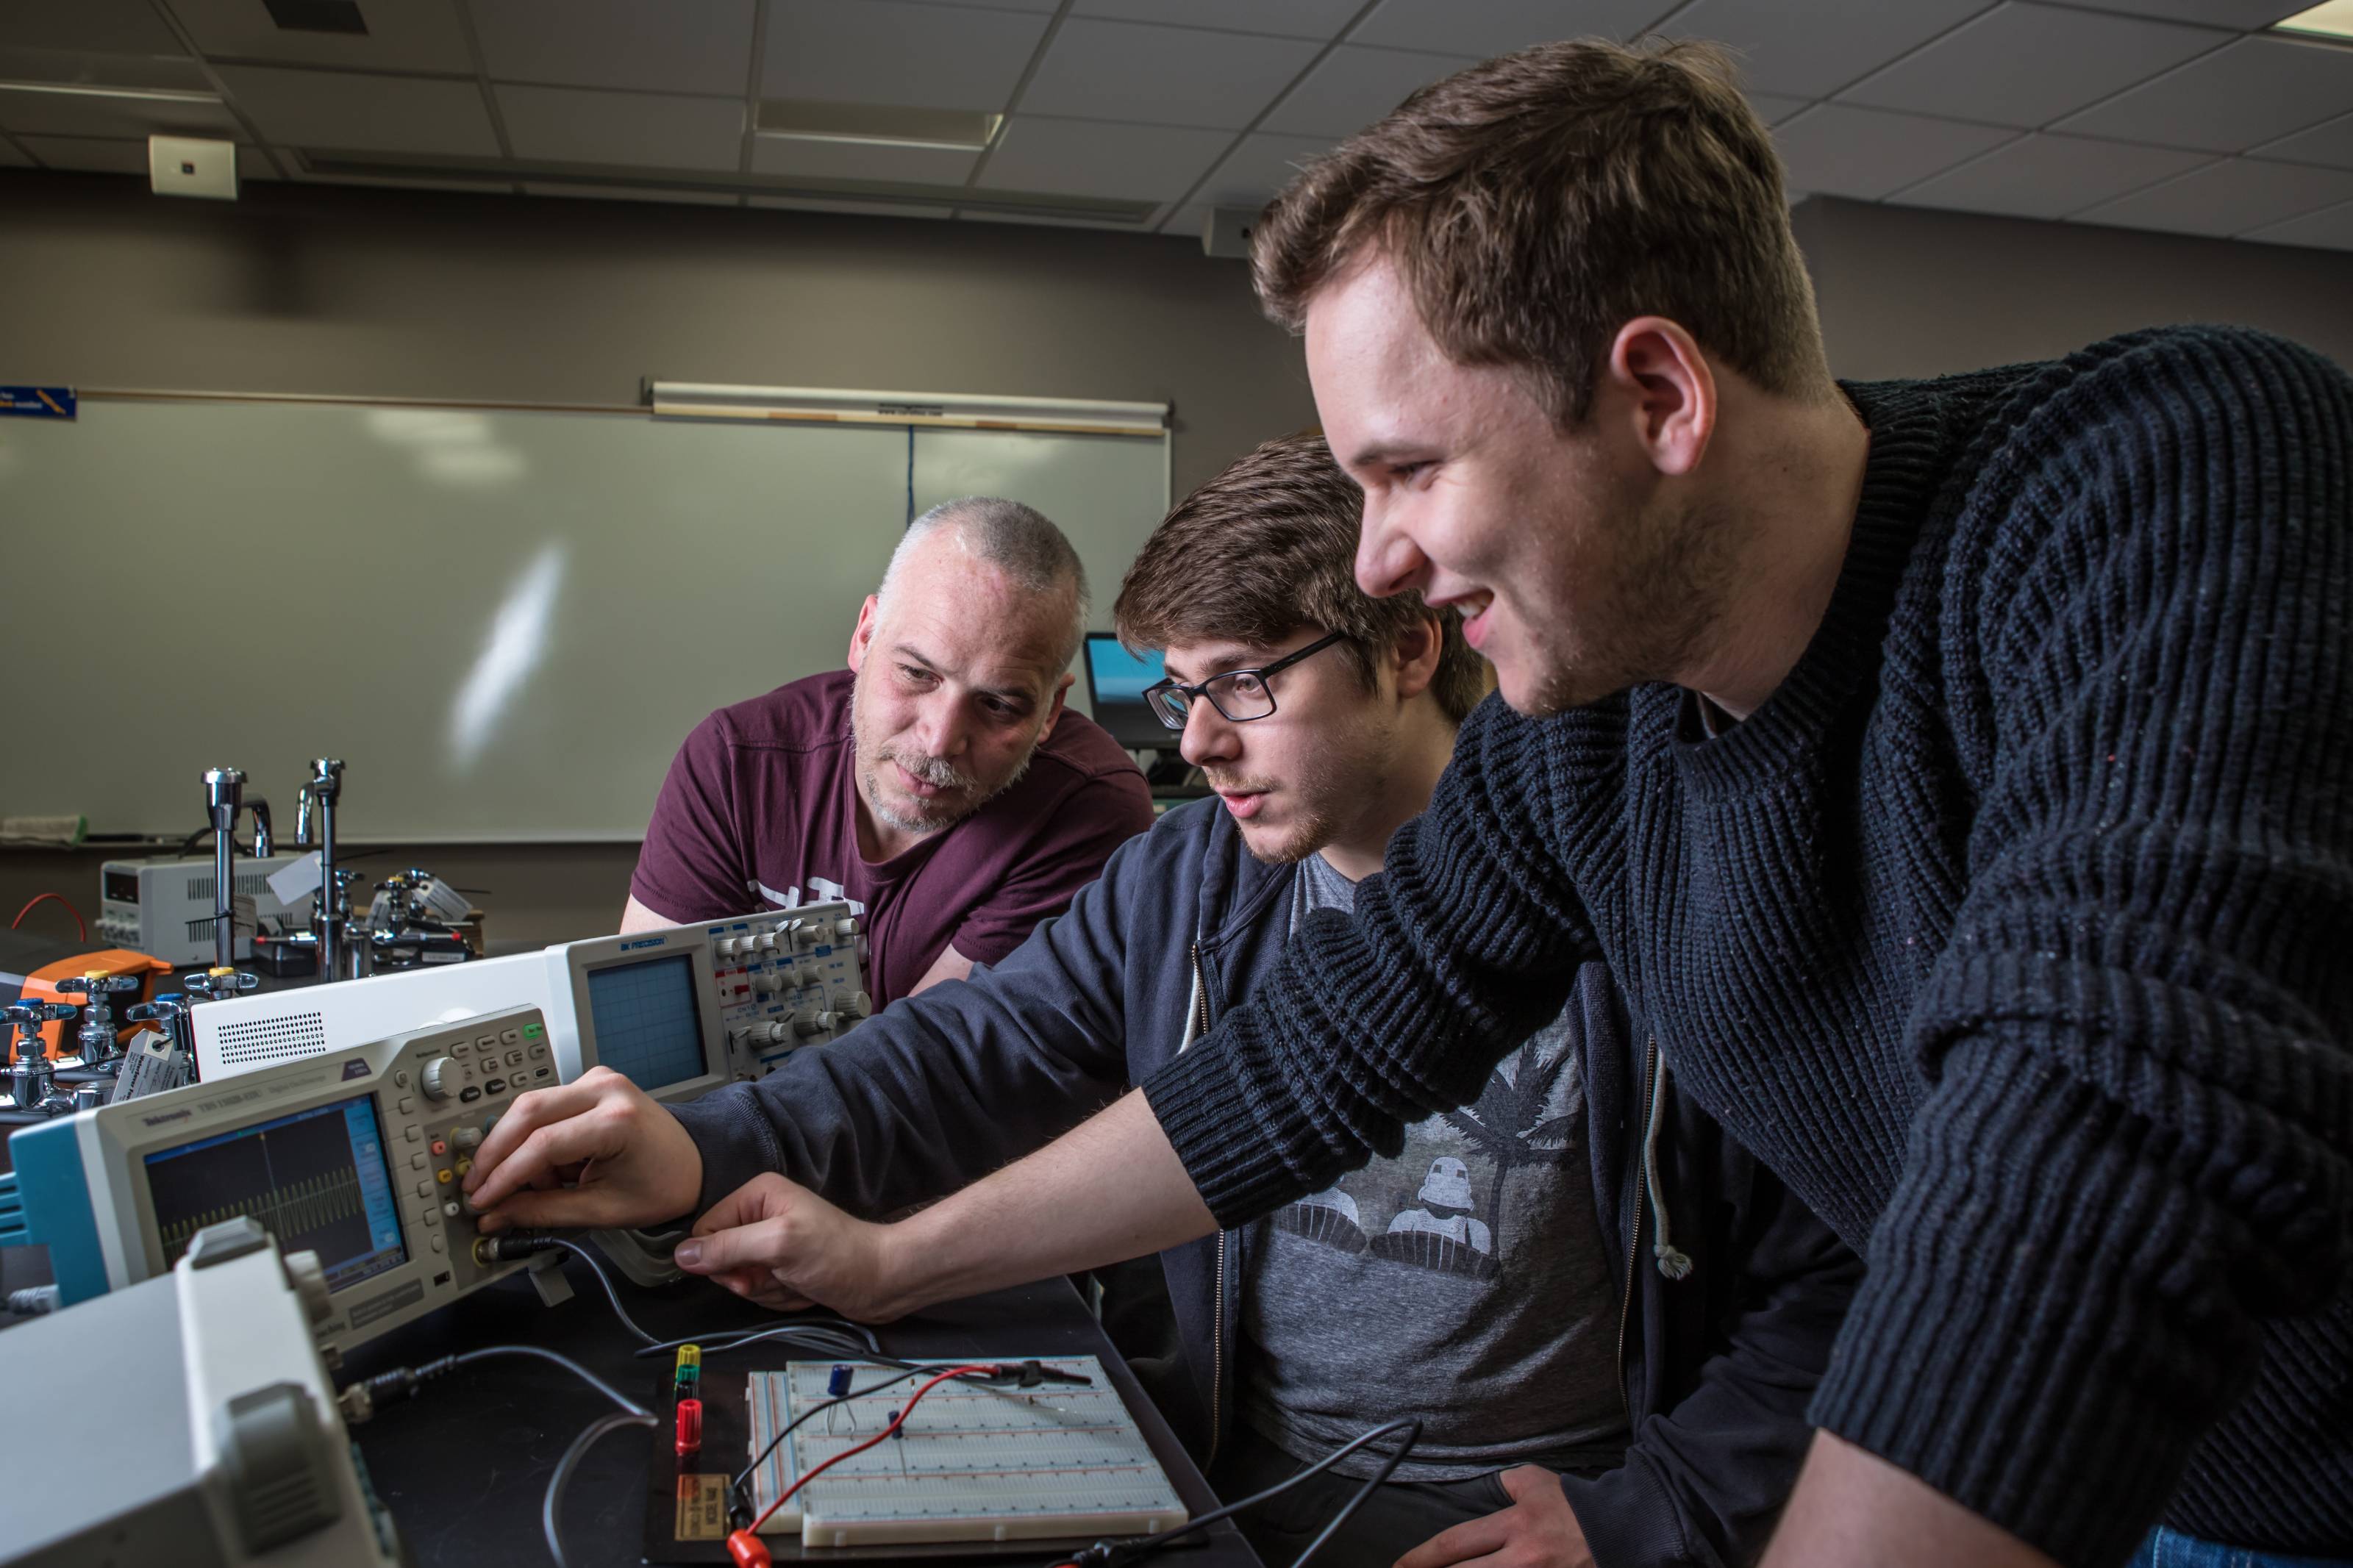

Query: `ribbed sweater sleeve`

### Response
(1810, 330, 2353, 1566)
(1141, 692, 1599, 1225)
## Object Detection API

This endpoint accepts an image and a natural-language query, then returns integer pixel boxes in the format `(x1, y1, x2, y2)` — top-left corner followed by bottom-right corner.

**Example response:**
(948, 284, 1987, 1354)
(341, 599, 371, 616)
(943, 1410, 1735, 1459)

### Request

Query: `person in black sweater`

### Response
(462, 37, 2351, 1568)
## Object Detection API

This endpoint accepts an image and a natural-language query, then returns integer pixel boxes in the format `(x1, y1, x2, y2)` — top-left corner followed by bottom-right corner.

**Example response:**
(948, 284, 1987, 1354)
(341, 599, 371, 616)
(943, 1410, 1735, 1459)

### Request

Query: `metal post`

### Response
(310, 759, 346, 981)
(203, 767, 245, 970)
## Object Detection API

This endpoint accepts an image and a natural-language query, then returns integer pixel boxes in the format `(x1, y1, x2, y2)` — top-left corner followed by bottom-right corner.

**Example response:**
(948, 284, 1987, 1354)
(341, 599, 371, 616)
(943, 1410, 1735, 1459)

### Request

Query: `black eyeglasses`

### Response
(1141, 630, 1350, 731)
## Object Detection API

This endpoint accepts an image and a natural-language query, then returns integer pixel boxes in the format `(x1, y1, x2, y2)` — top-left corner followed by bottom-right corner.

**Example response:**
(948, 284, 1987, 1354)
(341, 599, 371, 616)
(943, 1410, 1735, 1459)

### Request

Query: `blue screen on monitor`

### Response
(1082, 635, 1173, 749)
(1085, 637, 1163, 699)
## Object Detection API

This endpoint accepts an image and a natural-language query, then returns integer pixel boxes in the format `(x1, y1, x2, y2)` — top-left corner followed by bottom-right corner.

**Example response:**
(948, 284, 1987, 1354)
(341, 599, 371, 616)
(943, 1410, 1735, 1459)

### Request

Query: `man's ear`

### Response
(846, 595, 881, 672)
(1038, 671, 1073, 740)
(1604, 315, 1716, 479)
(1391, 612, 1444, 702)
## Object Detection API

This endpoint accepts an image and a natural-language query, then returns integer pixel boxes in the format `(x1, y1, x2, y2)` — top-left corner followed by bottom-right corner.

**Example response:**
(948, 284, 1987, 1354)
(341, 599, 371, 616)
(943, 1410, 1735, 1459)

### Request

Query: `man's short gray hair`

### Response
(877, 496, 1090, 668)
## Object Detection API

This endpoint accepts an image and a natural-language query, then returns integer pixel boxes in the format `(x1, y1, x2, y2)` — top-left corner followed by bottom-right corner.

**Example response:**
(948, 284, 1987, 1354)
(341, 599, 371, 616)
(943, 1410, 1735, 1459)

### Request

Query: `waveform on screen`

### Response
(157, 1165, 366, 1259)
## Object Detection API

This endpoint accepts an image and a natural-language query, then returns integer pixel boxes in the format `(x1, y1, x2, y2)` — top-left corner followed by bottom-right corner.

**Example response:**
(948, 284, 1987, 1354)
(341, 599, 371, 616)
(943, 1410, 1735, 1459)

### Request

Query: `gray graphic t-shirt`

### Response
(1235, 852, 1631, 1480)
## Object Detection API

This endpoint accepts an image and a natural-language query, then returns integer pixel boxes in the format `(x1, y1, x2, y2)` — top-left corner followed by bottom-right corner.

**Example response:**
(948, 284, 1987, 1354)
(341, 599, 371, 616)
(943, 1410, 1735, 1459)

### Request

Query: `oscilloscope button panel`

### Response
(701, 901, 871, 1080)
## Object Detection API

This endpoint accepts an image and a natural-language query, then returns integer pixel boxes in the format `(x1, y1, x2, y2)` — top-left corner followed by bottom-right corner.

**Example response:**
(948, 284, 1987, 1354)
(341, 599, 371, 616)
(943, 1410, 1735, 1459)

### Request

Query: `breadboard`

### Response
(746, 1358, 1188, 1547)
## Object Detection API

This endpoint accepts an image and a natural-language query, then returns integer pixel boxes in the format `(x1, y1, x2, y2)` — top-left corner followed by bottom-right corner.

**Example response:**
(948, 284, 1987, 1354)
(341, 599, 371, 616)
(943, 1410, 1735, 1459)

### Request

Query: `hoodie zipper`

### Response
(1615, 1035, 1660, 1419)
(1184, 939, 1229, 1468)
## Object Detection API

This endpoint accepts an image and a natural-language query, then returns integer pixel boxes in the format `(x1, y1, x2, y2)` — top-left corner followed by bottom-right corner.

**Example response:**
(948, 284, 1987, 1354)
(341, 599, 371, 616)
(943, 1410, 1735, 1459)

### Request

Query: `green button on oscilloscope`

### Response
(524, 1024, 543, 1037)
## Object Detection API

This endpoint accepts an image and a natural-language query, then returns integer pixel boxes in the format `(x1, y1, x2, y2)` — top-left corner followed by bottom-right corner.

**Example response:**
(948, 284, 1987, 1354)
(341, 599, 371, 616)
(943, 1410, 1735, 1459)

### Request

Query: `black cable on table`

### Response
(1068, 1417, 1424, 1568)
(544, 1410, 658, 1568)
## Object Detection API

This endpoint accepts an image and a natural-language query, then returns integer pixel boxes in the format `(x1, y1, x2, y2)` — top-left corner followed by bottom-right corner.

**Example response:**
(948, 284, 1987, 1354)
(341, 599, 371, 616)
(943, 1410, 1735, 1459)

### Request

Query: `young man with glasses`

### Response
(468, 434, 1857, 1568)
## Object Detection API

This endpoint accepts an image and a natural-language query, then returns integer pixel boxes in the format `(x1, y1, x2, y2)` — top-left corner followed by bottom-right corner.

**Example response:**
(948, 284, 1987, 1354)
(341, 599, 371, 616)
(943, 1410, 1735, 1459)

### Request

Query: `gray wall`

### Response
(1794, 195, 2353, 381)
(0, 171, 1316, 501)
(6, 177, 2349, 952)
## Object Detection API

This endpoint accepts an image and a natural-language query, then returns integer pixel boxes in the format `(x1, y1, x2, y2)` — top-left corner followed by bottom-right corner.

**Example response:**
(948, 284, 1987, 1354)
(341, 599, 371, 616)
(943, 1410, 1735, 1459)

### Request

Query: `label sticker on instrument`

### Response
(676, 1474, 729, 1541)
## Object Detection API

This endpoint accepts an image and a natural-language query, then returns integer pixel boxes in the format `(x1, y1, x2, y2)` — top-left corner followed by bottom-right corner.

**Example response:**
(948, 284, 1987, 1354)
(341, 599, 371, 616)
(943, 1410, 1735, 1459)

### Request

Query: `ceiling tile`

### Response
(16, 133, 150, 173)
(2056, 34, 2353, 151)
(1839, 4, 2225, 128)
(747, 193, 951, 216)
(1774, 103, 2015, 198)
(0, 135, 32, 167)
(496, 84, 743, 168)
(1073, 0, 1362, 39)
(1750, 92, 1813, 125)
(1665, 0, 1996, 100)
(761, 1, 1050, 112)
(981, 115, 1232, 200)
(216, 65, 501, 156)
(1159, 199, 1212, 235)
(910, 0, 1056, 9)
(1021, 19, 1320, 129)
(1197, 132, 1331, 207)
(1352, 0, 1679, 55)
(2049, 0, 2312, 23)
(238, 145, 279, 179)
(750, 135, 977, 185)
(2257, 108, 2353, 168)
(0, 0, 186, 55)
(2245, 195, 2353, 248)
(1893, 132, 2214, 217)
(0, 87, 241, 140)
(2075, 154, 2353, 232)
(521, 181, 741, 204)
(166, 0, 476, 74)
(1261, 44, 1476, 138)
(470, 0, 756, 95)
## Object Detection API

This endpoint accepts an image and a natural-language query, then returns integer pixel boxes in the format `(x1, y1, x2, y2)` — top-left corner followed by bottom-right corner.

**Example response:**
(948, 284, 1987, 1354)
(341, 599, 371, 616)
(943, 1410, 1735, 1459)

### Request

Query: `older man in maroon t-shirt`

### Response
(624, 497, 1154, 1006)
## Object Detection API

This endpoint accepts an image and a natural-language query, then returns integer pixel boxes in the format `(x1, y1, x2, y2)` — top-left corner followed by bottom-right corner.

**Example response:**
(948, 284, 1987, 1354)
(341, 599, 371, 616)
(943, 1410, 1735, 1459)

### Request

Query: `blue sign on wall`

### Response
(1, 387, 76, 419)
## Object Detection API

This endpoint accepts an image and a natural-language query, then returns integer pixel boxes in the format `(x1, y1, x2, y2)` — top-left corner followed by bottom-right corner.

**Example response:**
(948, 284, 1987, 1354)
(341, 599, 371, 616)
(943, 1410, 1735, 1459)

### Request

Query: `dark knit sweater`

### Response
(1142, 325, 2353, 1568)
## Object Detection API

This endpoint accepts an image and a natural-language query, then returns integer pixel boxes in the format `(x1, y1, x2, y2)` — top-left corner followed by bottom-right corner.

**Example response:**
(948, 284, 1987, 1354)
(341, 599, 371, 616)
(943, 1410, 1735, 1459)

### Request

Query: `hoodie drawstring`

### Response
(1644, 1047, 1693, 1281)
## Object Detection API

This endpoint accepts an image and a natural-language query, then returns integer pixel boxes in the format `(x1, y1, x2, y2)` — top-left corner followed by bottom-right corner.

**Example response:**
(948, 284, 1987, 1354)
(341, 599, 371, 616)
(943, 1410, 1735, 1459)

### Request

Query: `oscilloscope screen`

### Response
(143, 1092, 408, 1292)
(584, 951, 710, 1092)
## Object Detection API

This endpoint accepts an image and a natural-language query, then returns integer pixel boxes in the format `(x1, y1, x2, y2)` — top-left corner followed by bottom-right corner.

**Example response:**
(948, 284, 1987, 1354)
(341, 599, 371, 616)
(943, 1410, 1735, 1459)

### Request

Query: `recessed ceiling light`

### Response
(2274, 0, 2353, 42)
(755, 100, 1001, 153)
(0, 81, 219, 105)
(0, 46, 218, 101)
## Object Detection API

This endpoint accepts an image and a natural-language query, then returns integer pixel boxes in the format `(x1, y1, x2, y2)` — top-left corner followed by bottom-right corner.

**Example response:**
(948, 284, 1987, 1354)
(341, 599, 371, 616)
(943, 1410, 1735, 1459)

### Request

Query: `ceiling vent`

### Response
(263, 0, 368, 35)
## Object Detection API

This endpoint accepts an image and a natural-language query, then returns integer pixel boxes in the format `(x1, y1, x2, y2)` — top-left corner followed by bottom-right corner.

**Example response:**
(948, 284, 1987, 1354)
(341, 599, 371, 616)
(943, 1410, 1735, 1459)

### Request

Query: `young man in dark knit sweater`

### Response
(464, 38, 2352, 1568)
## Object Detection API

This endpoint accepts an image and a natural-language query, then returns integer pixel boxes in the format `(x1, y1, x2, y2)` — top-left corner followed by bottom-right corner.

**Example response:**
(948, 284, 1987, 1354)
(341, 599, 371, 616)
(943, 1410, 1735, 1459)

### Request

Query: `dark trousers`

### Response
(1207, 1424, 1513, 1568)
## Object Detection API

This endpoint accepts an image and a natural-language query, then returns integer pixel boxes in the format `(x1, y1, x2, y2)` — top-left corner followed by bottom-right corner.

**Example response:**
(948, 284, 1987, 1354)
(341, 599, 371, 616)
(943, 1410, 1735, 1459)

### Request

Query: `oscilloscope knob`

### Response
(421, 1056, 458, 1100)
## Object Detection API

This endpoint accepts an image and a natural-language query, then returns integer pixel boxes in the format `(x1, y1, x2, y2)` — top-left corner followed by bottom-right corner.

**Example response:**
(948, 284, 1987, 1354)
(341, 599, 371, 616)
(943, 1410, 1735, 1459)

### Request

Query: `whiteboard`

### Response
(0, 398, 1168, 841)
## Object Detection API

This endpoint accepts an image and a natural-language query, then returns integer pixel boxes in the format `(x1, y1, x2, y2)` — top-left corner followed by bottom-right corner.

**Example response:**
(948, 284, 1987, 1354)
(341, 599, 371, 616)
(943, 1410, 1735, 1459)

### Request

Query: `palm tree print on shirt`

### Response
(1270, 1020, 1584, 1280)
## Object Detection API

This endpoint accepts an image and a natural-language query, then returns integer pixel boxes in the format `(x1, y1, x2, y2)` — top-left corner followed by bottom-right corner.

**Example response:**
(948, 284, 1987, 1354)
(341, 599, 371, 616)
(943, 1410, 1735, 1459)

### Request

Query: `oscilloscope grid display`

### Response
(143, 1092, 407, 1292)
(583, 951, 709, 1092)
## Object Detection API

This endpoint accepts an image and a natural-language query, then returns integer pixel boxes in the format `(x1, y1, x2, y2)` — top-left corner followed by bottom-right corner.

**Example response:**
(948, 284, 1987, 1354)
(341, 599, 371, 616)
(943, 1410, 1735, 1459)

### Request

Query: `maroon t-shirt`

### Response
(630, 670, 1153, 1006)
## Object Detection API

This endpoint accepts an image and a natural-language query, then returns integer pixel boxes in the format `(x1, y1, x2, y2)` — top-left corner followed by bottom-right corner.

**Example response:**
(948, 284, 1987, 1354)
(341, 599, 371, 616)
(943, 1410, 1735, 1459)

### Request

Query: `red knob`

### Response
(726, 1528, 774, 1568)
(674, 1397, 703, 1457)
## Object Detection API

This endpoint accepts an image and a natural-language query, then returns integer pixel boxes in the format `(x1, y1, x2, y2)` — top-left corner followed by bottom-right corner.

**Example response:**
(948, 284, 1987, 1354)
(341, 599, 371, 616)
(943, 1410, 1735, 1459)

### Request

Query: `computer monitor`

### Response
(1082, 633, 1174, 751)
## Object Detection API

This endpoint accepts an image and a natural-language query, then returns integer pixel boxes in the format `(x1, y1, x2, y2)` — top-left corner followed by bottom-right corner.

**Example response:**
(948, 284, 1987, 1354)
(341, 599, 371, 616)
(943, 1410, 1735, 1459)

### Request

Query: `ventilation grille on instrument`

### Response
(184, 872, 275, 902)
(214, 1012, 330, 1066)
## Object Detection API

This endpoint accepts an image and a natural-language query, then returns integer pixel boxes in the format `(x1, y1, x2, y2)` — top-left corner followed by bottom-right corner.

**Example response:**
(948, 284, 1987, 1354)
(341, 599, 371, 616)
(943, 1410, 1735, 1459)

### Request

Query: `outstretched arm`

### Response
(671, 1088, 1214, 1321)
